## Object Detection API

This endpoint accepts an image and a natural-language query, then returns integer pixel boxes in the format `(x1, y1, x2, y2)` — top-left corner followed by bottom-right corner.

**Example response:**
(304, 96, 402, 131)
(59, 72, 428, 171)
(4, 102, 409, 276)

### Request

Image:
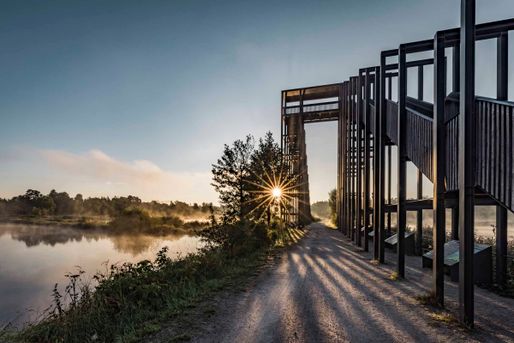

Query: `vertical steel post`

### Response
(373, 67, 381, 260)
(379, 56, 387, 263)
(387, 146, 392, 236)
(348, 78, 355, 240)
(343, 82, 349, 237)
(356, 72, 364, 247)
(496, 31, 508, 287)
(397, 45, 407, 278)
(459, 0, 476, 327)
(364, 69, 372, 252)
(387, 76, 393, 236)
(352, 78, 356, 241)
(452, 45, 461, 241)
(347, 80, 351, 238)
(433, 31, 447, 307)
(417, 66, 424, 256)
(341, 82, 348, 235)
(348, 77, 355, 241)
(337, 85, 343, 232)
(346, 80, 353, 239)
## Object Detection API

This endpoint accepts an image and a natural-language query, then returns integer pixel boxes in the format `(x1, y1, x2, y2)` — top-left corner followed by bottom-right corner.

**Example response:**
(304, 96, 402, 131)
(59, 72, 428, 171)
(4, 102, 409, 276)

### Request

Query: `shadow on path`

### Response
(192, 223, 514, 343)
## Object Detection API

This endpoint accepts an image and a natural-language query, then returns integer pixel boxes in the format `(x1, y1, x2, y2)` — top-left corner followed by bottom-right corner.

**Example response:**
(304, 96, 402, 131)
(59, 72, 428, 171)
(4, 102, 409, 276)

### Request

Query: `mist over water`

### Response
(0, 224, 202, 326)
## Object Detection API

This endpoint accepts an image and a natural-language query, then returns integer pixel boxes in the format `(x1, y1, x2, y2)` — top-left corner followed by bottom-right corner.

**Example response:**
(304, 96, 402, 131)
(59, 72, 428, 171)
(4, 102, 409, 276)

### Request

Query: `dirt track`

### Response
(157, 223, 514, 342)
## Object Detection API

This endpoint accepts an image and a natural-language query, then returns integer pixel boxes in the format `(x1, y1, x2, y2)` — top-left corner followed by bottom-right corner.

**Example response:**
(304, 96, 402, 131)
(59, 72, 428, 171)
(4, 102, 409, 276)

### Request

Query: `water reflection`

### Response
(0, 223, 202, 326)
(0, 224, 195, 255)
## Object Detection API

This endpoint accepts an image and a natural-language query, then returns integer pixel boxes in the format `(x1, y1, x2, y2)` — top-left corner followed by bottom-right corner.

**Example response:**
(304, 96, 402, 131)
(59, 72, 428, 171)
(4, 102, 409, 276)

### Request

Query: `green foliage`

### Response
(247, 132, 292, 222)
(109, 208, 153, 232)
(48, 190, 75, 215)
(211, 135, 255, 223)
(3, 189, 56, 216)
(311, 201, 331, 220)
(328, 189, 337, 225)
(212, 131, 292, 224)
(0, 190, 215, 225)
(199, 219, 270, 257)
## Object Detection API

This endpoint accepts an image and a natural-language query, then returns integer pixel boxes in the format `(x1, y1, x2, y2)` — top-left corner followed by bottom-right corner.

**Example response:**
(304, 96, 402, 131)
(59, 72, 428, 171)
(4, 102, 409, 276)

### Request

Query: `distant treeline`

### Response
(311, 201, 331, 220)
(0, 189, 214, 219)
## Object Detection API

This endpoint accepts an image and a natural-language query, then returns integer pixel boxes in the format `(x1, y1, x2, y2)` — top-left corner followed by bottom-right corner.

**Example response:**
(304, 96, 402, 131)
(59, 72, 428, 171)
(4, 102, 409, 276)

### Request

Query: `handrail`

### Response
(285, 101, 340, 115)
(476, 96, 514, 107)
(406, 107, 433, 122)
(444, 94, 514, 123)
(406, 97, 433, 118)
(285, 100, 340, 108)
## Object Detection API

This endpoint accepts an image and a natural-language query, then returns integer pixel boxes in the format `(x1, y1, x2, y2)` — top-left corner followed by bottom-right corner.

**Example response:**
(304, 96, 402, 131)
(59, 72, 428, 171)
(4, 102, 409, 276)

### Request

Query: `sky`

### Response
(1, 0, 513, 204)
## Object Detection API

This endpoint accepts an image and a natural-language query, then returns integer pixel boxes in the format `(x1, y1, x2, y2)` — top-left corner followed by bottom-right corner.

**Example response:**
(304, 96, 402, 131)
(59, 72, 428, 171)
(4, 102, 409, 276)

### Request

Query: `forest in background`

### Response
(0, 189, 214, 233)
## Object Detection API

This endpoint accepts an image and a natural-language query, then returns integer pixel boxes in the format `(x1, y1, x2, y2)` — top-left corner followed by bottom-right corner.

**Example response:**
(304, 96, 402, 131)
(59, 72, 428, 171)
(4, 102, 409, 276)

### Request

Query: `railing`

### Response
(476, 97, 514, 211)
(445, 115, 459, 191)
(407, 97, 433, 118)
(285, 101, 339, 115)
(406, 108, 433, 182)
(393, 95, 514, 212)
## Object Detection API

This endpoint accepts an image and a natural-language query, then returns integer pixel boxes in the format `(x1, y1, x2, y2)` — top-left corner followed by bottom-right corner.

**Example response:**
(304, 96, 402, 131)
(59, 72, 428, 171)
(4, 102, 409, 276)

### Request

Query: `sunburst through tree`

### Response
(246, 154, 308, 224)
(211, 131, 309, 225)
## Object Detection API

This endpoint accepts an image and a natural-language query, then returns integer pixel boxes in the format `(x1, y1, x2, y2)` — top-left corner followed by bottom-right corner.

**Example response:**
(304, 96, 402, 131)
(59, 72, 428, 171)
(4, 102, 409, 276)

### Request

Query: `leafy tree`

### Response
(211, 135, 254, 223)
(247, 132, 285, 222)
(74, 194, 84, 214)
(49, 190, 75, 215)
(15, 189, 56, 215)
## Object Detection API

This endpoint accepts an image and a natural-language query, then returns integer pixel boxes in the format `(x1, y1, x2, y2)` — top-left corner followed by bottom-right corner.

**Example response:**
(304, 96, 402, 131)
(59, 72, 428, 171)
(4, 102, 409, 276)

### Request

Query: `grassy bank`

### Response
(0, 215, 110, 229)
(2, 223, 304, 343)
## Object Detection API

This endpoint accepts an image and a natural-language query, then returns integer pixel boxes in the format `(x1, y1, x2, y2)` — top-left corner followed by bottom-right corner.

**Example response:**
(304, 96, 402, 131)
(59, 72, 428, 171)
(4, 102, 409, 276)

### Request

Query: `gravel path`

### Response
(162, 223, 514, 342)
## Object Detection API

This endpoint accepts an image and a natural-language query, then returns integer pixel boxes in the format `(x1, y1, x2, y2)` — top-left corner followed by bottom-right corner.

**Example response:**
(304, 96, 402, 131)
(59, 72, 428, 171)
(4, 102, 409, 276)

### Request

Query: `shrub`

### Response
(199, 219, 271, 257)
(109, 208, 152, 232)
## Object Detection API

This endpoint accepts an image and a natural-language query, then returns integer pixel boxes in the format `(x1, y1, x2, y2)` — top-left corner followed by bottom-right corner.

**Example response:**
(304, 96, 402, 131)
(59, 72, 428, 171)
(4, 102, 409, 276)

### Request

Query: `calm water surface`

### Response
(0, 223, 202, 326)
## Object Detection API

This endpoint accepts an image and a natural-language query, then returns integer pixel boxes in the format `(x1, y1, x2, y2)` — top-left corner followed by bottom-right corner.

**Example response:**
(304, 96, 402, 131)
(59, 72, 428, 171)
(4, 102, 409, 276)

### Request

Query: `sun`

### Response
(244, 156, 305, 223)
(271, 187, 282, 199)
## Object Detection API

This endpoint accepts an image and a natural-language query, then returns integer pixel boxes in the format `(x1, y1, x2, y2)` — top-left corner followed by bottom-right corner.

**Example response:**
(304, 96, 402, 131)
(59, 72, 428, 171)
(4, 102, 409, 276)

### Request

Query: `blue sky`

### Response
(1, 0, 513, 203)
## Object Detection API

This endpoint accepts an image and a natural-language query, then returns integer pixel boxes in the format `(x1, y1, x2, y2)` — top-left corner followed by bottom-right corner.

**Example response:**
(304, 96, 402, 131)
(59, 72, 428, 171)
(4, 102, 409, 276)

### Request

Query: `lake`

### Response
(0, 223, 202, 327)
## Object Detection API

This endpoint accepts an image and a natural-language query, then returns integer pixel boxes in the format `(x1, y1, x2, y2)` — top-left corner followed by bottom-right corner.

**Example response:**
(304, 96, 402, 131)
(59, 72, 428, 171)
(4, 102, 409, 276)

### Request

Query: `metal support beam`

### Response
(378, 56, 386, 263)
(459, 0, 476, 327)
(433, 31, 447, 307)
(364, 69, 372, 252)
(496, 31, 508, 288)
(397, 45, 407, 278)
(350, 77, 356, 241)
(341, 82, 348, 236)
(416, 66, 424, 256)
(387, 146, 392, 236)
(337, 85, 342, 232)
(373, 66, 382, 260)
(356, 73, 363, 247)
(387, 76, 393, 236)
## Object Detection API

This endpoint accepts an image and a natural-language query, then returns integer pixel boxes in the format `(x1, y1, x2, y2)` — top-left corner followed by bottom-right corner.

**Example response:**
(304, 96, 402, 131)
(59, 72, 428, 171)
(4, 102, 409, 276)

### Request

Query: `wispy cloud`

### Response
(38, 149, 216, 203)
